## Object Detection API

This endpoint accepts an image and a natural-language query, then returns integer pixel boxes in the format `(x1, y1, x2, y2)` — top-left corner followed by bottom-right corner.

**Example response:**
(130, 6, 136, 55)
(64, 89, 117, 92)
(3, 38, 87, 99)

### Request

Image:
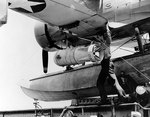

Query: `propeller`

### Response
(42, 49, 48, 73)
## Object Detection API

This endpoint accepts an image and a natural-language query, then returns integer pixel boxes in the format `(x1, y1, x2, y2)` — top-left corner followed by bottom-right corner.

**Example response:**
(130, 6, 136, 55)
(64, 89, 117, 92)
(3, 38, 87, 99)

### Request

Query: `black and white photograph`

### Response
(0, 0, 150, 117)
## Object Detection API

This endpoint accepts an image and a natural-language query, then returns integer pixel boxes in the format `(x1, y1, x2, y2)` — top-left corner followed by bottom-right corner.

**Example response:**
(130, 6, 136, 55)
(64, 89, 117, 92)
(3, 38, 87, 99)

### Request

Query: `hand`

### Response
(115, 84, 126, 98)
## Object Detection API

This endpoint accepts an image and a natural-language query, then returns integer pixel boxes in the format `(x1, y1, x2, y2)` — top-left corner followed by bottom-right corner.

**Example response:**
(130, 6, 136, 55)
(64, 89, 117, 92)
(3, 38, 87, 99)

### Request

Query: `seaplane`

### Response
(1, 0, 150, 106)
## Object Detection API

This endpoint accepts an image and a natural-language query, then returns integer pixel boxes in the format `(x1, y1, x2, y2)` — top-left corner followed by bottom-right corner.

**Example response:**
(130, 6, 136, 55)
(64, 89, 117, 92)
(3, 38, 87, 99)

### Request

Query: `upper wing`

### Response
(8, 0, 150, 40)
(9, 0, 107, 38)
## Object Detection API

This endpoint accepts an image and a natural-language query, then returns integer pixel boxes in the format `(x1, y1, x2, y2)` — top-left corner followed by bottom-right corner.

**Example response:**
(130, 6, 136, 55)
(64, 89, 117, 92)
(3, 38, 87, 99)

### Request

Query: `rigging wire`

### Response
(111, 37, 134, 54)
(93, 33, 150, 82)
(119, 47, 135, 53)
(120, 57, 150, 81)
(110, 36, 150, 81)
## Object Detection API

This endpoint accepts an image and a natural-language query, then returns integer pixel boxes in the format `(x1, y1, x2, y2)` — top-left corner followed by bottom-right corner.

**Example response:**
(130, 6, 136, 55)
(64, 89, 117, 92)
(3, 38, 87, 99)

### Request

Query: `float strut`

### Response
(135, 27, 144, 53)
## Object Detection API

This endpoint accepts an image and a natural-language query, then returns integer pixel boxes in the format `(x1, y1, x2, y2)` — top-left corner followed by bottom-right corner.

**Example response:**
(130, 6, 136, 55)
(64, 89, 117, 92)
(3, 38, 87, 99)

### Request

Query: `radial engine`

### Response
(34, 22, 103, 72)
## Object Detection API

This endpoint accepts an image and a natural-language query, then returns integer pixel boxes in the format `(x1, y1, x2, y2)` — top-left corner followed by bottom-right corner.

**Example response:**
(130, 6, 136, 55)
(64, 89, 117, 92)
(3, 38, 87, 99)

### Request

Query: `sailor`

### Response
(97, 23, 126, 104)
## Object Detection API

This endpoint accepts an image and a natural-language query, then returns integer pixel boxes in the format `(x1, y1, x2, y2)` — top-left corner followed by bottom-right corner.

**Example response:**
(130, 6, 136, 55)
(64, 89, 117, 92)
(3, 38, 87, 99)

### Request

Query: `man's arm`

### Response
(110, 73, 126, 98)
(103, 23, 112, 46)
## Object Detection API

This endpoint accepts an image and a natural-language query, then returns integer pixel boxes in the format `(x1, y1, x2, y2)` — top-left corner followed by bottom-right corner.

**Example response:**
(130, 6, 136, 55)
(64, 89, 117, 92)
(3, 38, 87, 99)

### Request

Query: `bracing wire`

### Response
(119, 47, 135, 53)
(111, 37, 134, 54)
(110, 36, 150, 81)
(120, 57, 150, 81)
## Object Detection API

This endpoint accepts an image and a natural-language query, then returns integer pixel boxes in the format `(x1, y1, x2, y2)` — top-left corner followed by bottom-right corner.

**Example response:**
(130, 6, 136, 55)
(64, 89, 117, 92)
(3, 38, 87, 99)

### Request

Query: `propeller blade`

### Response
(42, 49, 48, 73)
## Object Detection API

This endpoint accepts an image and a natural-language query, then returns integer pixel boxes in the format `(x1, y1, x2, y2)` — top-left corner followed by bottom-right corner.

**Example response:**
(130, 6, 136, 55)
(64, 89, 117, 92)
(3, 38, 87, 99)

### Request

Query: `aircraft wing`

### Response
(8, 0, 150, 40)
(9, 0, 107, 38)
(8, 0, 150, 74)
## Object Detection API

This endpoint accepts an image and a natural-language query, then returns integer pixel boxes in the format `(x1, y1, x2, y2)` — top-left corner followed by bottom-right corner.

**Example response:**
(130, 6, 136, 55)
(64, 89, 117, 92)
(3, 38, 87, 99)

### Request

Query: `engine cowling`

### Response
(34, 22, 68, 52)
(34, 22, 95, 73)
(54, 44, 104, 66)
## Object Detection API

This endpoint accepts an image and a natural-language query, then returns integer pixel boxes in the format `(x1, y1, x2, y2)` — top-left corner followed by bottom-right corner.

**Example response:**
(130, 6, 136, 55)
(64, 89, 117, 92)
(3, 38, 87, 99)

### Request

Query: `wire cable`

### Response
(120, 57, 150, 81)
(110, 36, 150, 82)
(111, 37, 134, 54)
